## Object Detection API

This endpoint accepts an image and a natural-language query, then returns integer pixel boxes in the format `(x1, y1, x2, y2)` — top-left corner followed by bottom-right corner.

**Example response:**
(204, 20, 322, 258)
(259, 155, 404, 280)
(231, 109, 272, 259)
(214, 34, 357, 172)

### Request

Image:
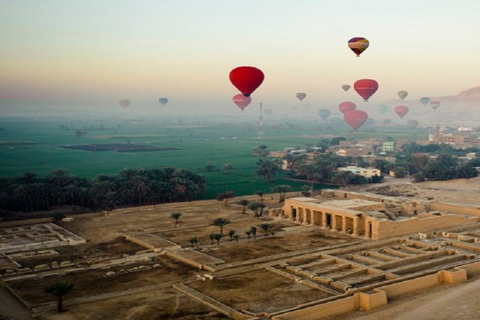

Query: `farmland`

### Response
(0, 114, 426, 198)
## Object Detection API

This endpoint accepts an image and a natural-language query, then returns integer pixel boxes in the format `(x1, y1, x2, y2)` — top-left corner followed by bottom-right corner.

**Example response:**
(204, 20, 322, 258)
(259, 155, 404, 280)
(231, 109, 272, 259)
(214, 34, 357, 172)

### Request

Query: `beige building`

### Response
(272, 190, 477, 240)
(338, 166, 380, 178)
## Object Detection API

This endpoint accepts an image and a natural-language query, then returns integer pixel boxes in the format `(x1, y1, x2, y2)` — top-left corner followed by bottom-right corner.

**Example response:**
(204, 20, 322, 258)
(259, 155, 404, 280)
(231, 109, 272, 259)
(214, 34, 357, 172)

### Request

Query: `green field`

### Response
(0, 115, 427, 198)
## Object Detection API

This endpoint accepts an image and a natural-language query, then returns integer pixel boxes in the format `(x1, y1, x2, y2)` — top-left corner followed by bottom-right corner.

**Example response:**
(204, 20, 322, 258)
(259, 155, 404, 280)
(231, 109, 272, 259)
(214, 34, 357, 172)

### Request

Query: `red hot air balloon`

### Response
(229, 66, 264, 97)
(344, 110, 368, 131)
(394, 105, 409, 118)
(338, 101, 356, 114)
(354, 79, 378, 101)
(232, 94, 252, 111)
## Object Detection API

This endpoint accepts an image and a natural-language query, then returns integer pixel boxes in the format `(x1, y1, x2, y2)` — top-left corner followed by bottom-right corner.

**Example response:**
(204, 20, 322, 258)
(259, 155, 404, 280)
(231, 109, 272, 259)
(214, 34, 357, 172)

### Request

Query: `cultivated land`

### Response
(2, 177, 480, 319)
(0, 115, 424, 198)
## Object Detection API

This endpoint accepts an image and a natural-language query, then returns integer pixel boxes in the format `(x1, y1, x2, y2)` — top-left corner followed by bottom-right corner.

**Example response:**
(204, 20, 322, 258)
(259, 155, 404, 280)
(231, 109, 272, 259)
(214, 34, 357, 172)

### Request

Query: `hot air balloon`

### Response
(420, 97, 430, 106)
(318, 109, 331, 120)
(348, 37, 369, 57)
(118, 99, 130, 108)
(342, 85, 351, 92)
(338, 101, 356, 114)
(378, 105, 389, 114)
(394, 105, 409, 118)
(232, 94, 252, 111)
(354, 79, 379, 101)
(430, 100, 441, 110)
(296, 93, 307, 101)
(344, 110, 368, 131)
(398, 91, 408, 100)
(229, 66, 264, 97)
(158, 98, 169, 106)
(407, 120, 419, 129)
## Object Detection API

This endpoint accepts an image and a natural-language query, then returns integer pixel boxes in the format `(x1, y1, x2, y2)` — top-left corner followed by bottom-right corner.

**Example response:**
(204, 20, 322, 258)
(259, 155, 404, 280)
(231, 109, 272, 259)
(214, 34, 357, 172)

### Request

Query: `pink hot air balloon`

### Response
(338, 101, 356, 114)
(354, 79, 379, 101)
(430, 100, 441, 110)
(232, 94, 252, 111)
(394, 105, 409, 118)
(344, 110, 368, 131)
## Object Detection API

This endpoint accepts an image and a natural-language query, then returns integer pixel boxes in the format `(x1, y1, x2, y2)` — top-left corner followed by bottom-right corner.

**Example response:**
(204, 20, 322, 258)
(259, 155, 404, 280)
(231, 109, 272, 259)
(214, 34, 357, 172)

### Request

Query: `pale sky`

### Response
(1, 0, 479, 115)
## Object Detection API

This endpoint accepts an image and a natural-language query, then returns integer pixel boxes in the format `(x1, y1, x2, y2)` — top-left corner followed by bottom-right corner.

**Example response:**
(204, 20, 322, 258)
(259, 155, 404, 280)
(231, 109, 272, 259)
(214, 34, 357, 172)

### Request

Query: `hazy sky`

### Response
(1, 0, 479, 115)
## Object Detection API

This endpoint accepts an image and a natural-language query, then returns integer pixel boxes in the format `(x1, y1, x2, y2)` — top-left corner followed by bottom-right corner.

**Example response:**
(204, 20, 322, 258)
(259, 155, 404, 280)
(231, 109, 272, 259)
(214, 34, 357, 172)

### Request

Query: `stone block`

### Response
(34, 264, 50, 271)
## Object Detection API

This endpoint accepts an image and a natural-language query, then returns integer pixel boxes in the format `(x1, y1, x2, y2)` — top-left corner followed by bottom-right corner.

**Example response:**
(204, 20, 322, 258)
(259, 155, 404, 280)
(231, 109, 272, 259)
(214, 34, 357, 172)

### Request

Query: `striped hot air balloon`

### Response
(348, 37, 369, 57)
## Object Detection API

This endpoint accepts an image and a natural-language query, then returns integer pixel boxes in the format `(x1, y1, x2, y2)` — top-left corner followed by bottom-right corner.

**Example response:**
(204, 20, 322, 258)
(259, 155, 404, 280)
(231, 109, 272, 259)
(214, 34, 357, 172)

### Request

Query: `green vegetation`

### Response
(44, 282, 75, 313)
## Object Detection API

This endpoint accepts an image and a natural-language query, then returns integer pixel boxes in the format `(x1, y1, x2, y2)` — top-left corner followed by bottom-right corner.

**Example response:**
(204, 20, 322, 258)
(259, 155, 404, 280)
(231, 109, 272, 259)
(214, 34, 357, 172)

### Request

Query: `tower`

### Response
(258, 102, 265, 139)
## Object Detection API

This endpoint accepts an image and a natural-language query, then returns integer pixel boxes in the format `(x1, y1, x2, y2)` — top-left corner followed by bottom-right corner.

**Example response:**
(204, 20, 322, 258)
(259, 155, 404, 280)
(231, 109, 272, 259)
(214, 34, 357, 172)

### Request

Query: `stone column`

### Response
(322, 212, 327, 228)
(353, 218, 359, 237)
(332, 214, 337, 231)
(342, 216, 347, 233)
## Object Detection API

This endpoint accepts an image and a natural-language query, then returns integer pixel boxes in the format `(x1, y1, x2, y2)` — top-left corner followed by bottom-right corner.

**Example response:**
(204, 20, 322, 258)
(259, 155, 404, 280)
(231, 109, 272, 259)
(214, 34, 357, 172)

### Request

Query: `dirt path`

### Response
(342, 278, 480, 320)
(0, 286, 35, 320)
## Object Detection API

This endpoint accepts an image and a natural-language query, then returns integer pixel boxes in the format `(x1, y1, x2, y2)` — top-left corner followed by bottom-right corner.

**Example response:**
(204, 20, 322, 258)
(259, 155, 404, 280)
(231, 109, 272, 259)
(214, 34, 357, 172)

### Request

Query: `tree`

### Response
(170, 212, 182, 226)
(228, 230, 236, 241)
(204, 163, 216, 172)
(188, 237, 199, 249)
(256, 158, 281, 182)
(249, 226, 257, 240)
(233, 235, 240, 242)
(237, 199, 250, 214)
(209, 233, 215, 245)
(271, 184, 291, 202)
(217, 191, 235, 206)
(252, 145, 269, 157)
(248, 202, 266, 217)
(245, 231, 251, 239)
(296, 164, 323, 191)
(212, 233, 223, 245)
(255, 190, 265, 204)
(258, 223, 274, 236)
(44, 282, 75, 312)
(221, 163, 233, 174)
(211, 217, 231, 234)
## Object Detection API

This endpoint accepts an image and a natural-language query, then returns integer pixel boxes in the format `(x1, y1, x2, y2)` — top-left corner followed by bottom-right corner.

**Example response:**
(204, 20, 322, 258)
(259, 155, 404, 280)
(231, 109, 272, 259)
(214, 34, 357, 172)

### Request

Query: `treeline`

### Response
(0, 168, 207, 213)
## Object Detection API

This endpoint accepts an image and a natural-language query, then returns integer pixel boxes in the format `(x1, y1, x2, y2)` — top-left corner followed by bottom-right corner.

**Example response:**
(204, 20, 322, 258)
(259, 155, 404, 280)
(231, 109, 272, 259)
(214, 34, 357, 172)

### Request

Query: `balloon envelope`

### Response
(342, 85, 351, 92)
(296, 92, 307, 101)
(378, 105, 389, 114)
(348, 37, 369, 57)
(318, 109, 331, 120)
(398, 91, 408, 100)
(420, 97, 430, 106)
(344, 110, 368, 131)
(407, 120, 419, 129)
(158, 98, 168, 106)
(232, 94, 252, 111)
(394, 105, 409, 118)
(430, 100, 441, 110)
(118, 99, 130, 108)
(229, 66, 264, 97)
(354, 79, 379, 101)
(338, 101, 356, 114)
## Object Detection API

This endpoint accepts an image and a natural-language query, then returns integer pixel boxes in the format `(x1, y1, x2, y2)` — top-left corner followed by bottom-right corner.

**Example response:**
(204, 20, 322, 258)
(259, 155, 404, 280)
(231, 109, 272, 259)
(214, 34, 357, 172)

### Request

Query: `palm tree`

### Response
(188, 237, 199, 248)
(245, 231, 251, 239)
(255, 191, 265, 204)
(255, 158, 281, 182)
(131, 176, 151, 206)
(44, 282, 74, 312)
(170, 212, 182, 226)
(221, 163, 233, 174)
(233, 235, 240, 242)
(250, 226, 257, 240)
(209, 233, 215, 245)
(248, 202, 266, 217)
(212, 233, 223, 245)
(258, 223, 274, 236)
(217, 191, 235, 206)
(237, 199, 250, 214)
(211, 217, 231, 234)
(271, 184, 291, 203)
(228, 230, 236, 241)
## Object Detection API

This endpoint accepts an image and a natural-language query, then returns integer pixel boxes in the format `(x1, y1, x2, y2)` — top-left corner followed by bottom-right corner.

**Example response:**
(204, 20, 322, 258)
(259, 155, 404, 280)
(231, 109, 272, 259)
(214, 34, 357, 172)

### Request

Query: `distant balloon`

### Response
(342, 85, 351, 92)
(232, 94, 252, 111)
(430, 100, 441, 110)
(318, 109, 331, 120)
(338, 101, 357, 114)
(344, 110, 368, 131)
(378, 105, 389, 114)
(398, 91, 408, 100)
(407, 119, 419, 129)
(229, 66, 265, 97)
(118, 99, 130, 108)
(420, 97, 430, 106)
(354, 79, 379, 101)
(158, 98, 169, 106)
(265, 108, 273, 115)
(296, 92, 307, 101)
(348, 37, 370, 57)
(394, 105, 409, 118)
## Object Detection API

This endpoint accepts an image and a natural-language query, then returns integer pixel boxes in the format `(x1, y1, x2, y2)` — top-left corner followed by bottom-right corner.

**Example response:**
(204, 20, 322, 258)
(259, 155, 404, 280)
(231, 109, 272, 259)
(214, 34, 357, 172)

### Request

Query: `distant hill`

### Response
(379, 86, 480, 126)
